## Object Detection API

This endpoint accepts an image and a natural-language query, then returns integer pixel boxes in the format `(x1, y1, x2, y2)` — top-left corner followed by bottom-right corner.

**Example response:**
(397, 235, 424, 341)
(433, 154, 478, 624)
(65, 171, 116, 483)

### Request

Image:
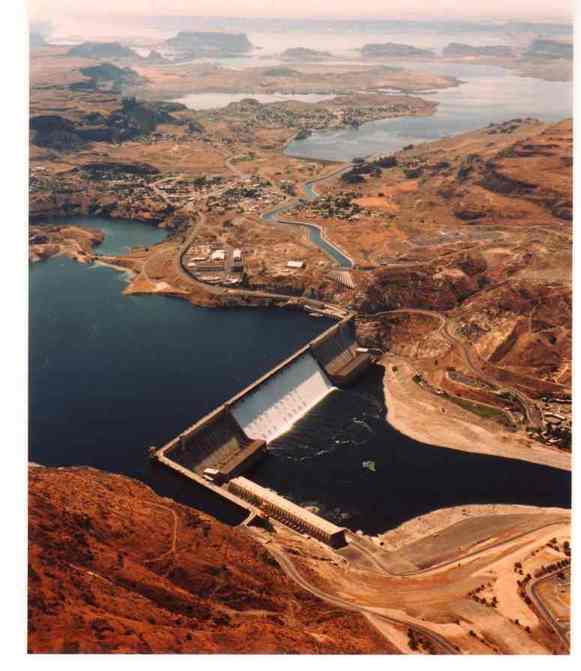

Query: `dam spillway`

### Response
(155, 314, 371, 545)
(231, 351, 334, 443)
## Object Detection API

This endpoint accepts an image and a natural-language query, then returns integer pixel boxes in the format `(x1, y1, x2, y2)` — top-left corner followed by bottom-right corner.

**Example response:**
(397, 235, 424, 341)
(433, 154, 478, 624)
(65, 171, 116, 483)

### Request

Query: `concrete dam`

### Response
(154, 315, 371, 546)
(231, 351, 334, 443)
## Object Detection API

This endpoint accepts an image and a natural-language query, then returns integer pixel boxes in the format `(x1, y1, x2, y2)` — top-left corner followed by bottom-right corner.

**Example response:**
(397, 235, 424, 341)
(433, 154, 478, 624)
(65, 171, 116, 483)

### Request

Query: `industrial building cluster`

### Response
(183, 243, 244, 286)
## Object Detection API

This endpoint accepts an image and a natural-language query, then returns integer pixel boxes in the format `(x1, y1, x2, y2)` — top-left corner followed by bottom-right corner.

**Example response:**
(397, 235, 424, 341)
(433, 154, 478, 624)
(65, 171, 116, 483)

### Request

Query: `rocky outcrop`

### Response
(30, 116, 87, 151)
(76, 127, 120, 143)
(30, 98, 182, 151)
(443, 43, 513, 58)
(28, 225, 105, 264)
(79, 162, 160, 179)
(28, 466, 391, 654)
(69, 62, 147, 93)
(30, 115, 75, 133)
(141, 49, 170, 65)
(166, 31, 253, 57)
(262, 66, 301, 77)
(80, 112, 108, 126)
(67, 41, 138, 59)
(355, 265, 482, 314)
(480, 162, 538, 196)
(106, 97, 173, 138)
(361, 42, 434, 58)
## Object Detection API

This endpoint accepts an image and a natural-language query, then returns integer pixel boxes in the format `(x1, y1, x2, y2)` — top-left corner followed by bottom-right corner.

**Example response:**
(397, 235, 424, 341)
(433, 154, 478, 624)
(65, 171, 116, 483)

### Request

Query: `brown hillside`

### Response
(28, 466, 393, 654)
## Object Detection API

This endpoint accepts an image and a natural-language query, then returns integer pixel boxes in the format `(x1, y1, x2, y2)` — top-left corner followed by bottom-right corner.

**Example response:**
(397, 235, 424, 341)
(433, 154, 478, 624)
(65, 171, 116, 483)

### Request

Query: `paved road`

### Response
(174, 151, 397, 305)
(247, 530, 459, 654)
(347, 523, 569, 578)
(174, 207, 349, 318)
(526, 566, 570, 652)
(362, 307, 544, 429)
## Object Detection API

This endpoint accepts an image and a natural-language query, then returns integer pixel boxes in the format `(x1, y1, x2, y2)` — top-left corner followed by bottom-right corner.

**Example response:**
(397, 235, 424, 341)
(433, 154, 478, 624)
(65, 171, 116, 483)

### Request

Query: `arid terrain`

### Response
(298, 119, 572, 466)
(28, 466, 392, 653)
(28, 35, 572, 655)
(28, 466, 570, 654)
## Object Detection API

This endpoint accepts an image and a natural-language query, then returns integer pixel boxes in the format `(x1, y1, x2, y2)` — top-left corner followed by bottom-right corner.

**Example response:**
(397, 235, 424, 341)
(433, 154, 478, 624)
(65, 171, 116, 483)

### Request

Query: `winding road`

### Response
(155, 152, 571, 655)
(247, 529, 459, 654)
(526, 566, 570, 652)
(360, 307, 544, 429)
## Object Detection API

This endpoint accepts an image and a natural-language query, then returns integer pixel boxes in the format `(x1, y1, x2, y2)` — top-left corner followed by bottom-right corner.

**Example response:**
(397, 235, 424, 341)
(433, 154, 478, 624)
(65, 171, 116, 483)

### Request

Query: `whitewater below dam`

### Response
(231, 352, 335, 443)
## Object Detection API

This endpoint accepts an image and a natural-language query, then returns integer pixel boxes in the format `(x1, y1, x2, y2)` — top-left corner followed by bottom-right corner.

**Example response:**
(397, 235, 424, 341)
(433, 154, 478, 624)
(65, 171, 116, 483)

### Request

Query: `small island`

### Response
(280, 47, 334, 61)
(361, 42, 435, 58)
(165, 31, 254, 57)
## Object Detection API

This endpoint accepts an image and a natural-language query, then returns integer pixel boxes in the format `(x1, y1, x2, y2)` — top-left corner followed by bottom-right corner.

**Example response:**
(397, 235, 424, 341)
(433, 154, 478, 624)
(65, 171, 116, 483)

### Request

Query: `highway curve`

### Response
(526, 567, 570, 652)
(247, 529, 459, 654)
(361, 307, 544, 429)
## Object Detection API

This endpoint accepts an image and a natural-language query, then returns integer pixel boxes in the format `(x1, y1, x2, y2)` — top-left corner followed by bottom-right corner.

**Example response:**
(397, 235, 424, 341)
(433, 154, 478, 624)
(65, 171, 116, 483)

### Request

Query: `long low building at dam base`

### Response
(229, 476, 347, 547)
(154, 315, 369, 546)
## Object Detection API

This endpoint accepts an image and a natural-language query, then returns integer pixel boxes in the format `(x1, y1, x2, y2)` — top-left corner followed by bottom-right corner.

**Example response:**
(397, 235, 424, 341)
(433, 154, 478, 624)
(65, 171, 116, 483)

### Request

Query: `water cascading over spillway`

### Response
(231, 352, 335, 443)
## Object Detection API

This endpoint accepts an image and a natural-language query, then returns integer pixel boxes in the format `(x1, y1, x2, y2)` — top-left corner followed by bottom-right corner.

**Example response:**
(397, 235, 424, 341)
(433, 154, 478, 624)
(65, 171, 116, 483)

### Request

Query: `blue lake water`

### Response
(43, 215, 168, 256)
(29, 219, 333, 521)
(286, 63, 572, 161)
(29, 249, 570, 533)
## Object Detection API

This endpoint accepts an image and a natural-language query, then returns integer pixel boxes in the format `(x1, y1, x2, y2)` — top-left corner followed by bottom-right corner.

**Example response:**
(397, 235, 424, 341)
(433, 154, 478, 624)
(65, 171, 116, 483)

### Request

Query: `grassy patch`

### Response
(447, 396, 514, 428)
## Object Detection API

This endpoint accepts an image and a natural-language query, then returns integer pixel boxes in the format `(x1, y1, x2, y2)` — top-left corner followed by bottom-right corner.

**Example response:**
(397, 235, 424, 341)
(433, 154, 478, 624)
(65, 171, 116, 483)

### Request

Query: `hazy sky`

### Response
(29, 0, 573, 22)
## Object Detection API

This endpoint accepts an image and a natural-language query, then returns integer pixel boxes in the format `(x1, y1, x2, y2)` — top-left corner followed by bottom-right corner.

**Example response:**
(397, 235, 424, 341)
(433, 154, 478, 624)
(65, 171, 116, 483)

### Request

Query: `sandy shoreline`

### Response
(377, 501, 570, 550)
(380, 356, 571, 472)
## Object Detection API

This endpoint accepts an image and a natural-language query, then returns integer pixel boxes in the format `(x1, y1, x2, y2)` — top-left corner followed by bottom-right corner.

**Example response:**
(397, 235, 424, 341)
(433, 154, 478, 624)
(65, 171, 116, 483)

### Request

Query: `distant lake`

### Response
(286, 63, 572, 161)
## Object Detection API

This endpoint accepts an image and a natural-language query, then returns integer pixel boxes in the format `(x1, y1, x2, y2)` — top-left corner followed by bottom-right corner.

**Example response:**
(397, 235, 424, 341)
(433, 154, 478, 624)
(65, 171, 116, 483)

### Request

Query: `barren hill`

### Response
(291, 118, 571, 455)
(28, 466, 392, 654)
